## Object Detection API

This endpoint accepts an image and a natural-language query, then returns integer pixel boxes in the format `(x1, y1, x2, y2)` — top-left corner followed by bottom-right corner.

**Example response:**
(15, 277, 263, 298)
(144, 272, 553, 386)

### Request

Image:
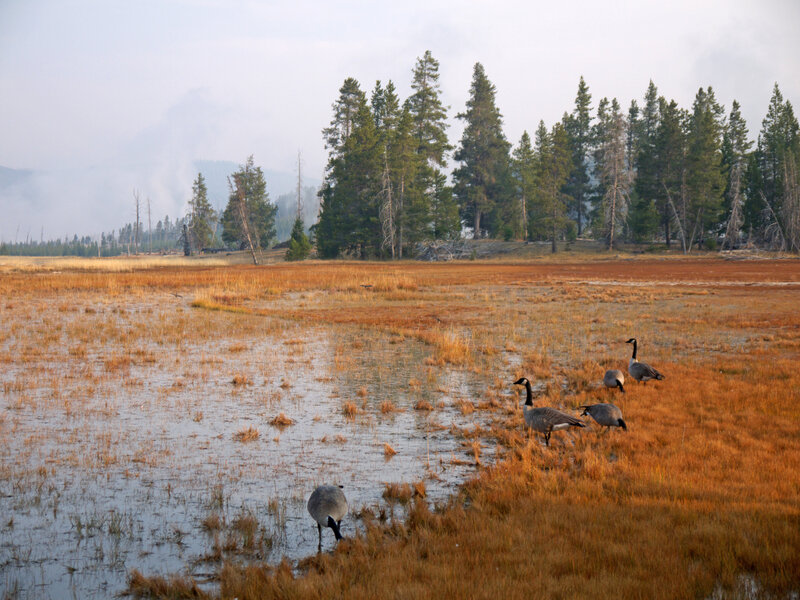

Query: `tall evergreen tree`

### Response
(407, 51, 451, 169)
(453, 63, 512, 238)
(512, 131, 536, 240)
(684, 86, 726, 249)
(533, 121, 571, 252)
(563, 76, 593, 236)
(404, 50, 455, 250)
(316, 82, 383, 258)
(721, 100, 752, 247)
(631, 81, 661, 242)
(323, 78, 364, 158)
(187, 172, 215, 252)
(221, 156, 277, 252)
(595, 99, 632, 249)
(753, 84, 800, 247)
(653, 97, 686, 246)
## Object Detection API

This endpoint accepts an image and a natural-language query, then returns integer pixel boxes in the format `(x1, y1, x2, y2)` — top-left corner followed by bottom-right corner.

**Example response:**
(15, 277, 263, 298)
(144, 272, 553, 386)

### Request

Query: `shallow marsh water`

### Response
(0, 298, 503, 599)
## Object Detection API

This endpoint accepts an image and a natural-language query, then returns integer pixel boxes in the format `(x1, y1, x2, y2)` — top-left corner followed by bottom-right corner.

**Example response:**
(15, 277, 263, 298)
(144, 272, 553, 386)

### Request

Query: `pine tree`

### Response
(407, 51, 451, 169)
(221, 156, 277, 252)
(721, 100, 752, 247)
(453, 63, 512, 238)
(187, 172, 215, 252)
(323, 78, 364, 157)
(631, 81, 661, 243)
(316, 79, 368, 258)
(653, 97, 687, 246)
(285, 217, 311, 261)
(533, 121, 571, 252)
(754, 83, 800, 247)
(405, 50, 453, 250)
(387, 107, 420, 255)
(316, 82, 383, 258)
(564, 76, 593, 236)
(684, 86, 726, 250)
(512, 131, 536, 240)
(595, 99, 632, 249)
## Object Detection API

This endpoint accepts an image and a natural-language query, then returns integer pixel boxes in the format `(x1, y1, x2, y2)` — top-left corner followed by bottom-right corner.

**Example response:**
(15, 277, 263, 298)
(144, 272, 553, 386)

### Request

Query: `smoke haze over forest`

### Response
(1, 0, 798, 241)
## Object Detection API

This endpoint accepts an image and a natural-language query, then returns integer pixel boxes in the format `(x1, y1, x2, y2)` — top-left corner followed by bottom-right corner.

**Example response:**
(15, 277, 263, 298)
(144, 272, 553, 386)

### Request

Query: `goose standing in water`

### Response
(307, 485, 348, 551)
(626, 338, 664, 384)
(579, 403, 627, 432)
(513, 377, 586, 446)
(603, 369, 625, 393)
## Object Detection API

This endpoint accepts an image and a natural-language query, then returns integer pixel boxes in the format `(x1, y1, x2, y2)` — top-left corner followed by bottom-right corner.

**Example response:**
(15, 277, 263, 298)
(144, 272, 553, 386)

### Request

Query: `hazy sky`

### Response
(1, 0, 798, 240)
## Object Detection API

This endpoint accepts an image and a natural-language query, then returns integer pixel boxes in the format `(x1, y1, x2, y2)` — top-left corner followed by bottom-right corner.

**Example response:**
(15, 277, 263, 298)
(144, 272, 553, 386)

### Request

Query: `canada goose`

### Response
(307, 485, 348, 550)
(579, 403, 627, 431)
(603, 369, 625, 393)
(625, 338, 664, 384)
(512, 377, 586, 446)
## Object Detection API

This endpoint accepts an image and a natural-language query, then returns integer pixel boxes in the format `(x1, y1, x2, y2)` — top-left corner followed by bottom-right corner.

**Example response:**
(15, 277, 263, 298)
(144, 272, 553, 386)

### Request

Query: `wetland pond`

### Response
(0, 299, 505, 599)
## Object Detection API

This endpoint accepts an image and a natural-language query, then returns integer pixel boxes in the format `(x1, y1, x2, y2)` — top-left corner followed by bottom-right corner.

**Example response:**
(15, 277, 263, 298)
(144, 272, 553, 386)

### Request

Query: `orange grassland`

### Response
(2, 255, 799, 599)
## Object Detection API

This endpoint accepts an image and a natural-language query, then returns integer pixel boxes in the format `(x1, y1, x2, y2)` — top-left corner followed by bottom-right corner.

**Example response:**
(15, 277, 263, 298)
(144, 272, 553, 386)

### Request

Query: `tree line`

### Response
(315, 51, 800, 256)
(4, 52, 797, 258)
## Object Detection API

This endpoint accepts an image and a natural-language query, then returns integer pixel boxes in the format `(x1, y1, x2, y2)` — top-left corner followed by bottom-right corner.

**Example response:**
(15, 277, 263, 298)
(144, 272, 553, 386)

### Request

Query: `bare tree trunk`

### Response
(379, 151, 395, 259)
(133, 189, 141, 254)
(473, 209, 481, 240)
(608, 176, 617, 251)
(521, 193, 527, 240)
(231, 175, 259, 265)
(296, 151, 303, 221)
(664, 184, 688, 254)
(723, 163, 743, 250)
(782, 157, 800, 252)
(551, 188, 557, 254)
(397, 173, 404, 259)
(147, 196, 152, 254)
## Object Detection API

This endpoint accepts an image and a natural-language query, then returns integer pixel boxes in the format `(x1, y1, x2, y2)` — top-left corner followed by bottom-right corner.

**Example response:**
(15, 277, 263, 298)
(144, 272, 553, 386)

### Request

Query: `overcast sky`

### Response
(1, 0, 798, 241)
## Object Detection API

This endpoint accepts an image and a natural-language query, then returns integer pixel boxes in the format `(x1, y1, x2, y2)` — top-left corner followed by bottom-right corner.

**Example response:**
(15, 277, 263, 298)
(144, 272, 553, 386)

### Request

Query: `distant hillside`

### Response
(0, 165, 35, 190)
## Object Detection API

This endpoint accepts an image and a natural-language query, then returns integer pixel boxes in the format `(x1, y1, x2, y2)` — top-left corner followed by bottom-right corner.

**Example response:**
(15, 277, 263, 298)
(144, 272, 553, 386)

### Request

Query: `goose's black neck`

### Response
(630, 339, 638, 360)
(523, 380, 533, 406)
(328, 516, 343, 540)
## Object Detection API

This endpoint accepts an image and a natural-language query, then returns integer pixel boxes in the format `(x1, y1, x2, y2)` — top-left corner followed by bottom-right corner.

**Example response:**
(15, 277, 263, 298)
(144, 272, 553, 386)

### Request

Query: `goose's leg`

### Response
(317, 523, 322, 552)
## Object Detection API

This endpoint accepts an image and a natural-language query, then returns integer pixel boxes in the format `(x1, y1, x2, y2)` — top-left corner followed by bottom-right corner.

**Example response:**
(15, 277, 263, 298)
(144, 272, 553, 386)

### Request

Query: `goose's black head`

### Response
(513, 377, 529, 386)
(625, 338, 637, 344)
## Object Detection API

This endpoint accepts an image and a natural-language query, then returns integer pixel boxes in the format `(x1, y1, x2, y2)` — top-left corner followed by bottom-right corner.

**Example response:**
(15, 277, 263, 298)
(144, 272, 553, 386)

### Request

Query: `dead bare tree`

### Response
(147, 196, 152, 253)
(296, 151, 303, 221)
(600, 110, 631, 250)
(379, 150, 395, 258)
(133, 189, 141, 254)
(664, 182, 704, 254)
(229, 175, 259, 265)
(722, 162, 744, 250)
(781, 156, 800, 252)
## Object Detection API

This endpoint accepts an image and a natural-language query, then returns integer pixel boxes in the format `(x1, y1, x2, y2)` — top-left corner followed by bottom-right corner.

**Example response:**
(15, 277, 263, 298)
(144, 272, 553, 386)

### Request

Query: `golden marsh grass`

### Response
(1, 256, 799, 598)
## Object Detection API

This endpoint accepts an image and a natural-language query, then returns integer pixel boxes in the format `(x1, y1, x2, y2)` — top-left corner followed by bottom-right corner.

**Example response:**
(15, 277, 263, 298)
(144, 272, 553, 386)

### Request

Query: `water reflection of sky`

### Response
(0, 302, 500, 599)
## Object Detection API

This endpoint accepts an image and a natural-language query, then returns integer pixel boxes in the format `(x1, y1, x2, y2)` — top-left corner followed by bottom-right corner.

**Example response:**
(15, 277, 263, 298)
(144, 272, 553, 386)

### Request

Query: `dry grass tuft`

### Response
(382, 482, 413, 504)
(233, 426, 259, 443)
(231, 373, 252, 386)
(268, 413, 294, 428)
(413, 400, 434, 412)
(201, 513, 222, 533)
(383, 443, 397, 457)
(342, 401, 359, 419)
(128, 569, 212, 599)
(380, 400, 399, 413)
